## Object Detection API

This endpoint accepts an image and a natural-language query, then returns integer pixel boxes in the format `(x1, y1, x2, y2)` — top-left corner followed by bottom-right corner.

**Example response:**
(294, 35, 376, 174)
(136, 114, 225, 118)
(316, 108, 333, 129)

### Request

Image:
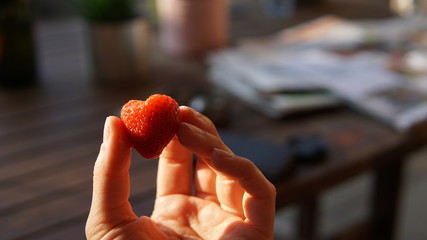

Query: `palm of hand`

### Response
(101, 195, 266, 240)
(151, 195, 265, 239)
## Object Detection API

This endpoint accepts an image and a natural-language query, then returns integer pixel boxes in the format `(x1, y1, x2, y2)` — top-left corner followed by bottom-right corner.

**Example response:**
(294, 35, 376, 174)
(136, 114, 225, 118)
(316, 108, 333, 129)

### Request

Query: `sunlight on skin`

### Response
(86, 106, 276, 240)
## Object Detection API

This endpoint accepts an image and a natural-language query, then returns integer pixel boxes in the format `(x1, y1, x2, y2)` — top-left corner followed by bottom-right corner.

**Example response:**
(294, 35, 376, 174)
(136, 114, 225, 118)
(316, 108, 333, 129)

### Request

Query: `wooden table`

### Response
(1, 14, 426, 240)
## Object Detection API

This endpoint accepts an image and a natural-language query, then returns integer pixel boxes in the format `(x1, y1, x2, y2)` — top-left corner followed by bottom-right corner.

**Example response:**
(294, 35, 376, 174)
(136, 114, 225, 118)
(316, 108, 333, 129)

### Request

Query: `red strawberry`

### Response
(120, 94, 181, 159)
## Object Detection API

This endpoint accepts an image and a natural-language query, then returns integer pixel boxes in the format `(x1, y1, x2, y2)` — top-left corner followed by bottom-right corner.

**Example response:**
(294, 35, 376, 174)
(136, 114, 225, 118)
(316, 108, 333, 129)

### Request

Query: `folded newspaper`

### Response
(208, 16, 427, 132)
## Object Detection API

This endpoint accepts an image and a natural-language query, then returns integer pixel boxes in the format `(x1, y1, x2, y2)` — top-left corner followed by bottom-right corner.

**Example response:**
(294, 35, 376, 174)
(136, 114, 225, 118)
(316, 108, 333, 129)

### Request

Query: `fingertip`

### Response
(179, 105, 192, 111)
(95, 116, 132, 176)
(107, 116, 131, 148)
(106, 116, 124, 133)
(179, 105, 196, 123)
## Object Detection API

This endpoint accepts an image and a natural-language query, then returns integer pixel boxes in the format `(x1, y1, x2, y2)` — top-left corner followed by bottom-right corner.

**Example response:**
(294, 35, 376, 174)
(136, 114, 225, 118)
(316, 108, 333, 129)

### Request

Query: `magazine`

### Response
(208, 15, 427, 132)
(284, 48, 427, 132)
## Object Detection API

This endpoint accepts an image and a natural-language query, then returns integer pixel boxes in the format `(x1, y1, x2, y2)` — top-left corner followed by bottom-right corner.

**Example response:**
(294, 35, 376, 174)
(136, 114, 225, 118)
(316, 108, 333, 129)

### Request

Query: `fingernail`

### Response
(211, 148, 233, 166)
(103, 117, 111, 143)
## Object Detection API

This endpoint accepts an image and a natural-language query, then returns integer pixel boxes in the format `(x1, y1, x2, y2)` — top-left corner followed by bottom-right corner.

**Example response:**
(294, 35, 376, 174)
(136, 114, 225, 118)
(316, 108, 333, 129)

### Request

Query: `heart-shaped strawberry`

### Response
(120, 94, 181, 159)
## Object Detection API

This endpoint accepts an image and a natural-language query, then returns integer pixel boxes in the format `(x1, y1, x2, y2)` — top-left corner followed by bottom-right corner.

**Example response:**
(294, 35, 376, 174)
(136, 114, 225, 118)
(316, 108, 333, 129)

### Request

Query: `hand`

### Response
(86, 106, 276, 239)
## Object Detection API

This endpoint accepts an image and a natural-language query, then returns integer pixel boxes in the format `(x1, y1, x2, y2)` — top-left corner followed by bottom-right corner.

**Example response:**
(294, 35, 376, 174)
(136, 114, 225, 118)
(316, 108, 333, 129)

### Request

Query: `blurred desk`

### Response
(1, 16, 426, 240)
(227, 93, 427, 240)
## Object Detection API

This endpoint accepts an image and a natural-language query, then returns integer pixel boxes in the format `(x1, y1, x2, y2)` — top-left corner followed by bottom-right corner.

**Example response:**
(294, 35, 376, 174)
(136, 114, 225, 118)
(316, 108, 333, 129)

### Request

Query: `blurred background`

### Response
(1, 0, 427, 239)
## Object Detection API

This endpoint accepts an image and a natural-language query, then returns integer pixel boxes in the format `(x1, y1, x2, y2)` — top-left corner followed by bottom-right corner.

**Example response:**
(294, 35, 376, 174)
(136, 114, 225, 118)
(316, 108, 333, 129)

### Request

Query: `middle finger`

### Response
(177, 122, 244, 217)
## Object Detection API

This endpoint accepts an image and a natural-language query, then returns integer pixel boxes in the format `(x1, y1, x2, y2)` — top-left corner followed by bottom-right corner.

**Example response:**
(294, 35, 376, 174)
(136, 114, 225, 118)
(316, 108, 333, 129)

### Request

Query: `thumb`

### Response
(86, 116, 136, 238)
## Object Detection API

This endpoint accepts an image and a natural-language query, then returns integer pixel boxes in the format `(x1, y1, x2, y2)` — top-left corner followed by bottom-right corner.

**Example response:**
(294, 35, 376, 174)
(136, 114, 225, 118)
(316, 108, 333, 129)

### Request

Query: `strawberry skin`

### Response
(120, 94, 181, 159)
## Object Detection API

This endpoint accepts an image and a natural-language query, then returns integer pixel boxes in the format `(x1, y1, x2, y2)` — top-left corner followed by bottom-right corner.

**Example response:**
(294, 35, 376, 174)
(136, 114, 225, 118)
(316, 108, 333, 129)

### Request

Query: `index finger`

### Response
(177, 122, 230, 158)
(179, 106, 220, 137)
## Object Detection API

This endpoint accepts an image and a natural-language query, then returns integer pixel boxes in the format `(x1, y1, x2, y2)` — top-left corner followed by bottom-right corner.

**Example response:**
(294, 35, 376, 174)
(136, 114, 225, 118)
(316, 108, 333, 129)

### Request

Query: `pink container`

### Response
(157, 0, 229, 57)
